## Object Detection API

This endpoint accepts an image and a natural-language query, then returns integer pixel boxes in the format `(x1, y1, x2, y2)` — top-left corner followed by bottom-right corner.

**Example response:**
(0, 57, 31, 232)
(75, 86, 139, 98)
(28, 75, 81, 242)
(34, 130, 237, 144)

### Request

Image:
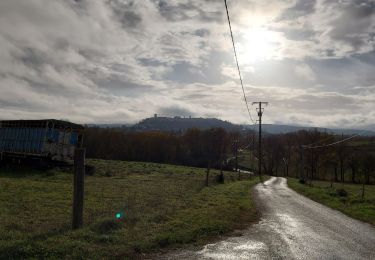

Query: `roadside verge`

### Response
(287, 178, 375, 226)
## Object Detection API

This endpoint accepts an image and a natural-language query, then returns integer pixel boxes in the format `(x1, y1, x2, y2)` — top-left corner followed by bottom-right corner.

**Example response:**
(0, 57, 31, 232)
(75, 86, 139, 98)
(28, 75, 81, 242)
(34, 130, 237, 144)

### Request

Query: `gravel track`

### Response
(161, 177, 375, 259)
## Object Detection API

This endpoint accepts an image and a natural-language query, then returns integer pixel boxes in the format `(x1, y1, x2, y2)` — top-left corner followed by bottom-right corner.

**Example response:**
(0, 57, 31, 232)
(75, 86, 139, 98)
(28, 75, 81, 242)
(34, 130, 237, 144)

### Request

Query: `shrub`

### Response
(91, 219, 122, 234)
(215, 174, 224, 184)
(85, 165, 95, 176)
(105, 171, 113, 177)
(336, 188, 348, 197)
(44, 170, 55, 177)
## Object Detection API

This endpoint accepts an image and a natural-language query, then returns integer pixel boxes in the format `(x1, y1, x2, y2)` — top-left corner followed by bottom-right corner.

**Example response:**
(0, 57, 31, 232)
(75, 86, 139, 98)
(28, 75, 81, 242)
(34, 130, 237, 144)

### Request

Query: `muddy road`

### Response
(161, 177, 375, 259)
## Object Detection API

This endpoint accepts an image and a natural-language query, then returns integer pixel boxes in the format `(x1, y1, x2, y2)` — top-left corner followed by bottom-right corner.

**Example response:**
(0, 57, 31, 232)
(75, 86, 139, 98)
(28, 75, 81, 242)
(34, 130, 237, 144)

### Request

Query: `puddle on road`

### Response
(233, 241, 266, 251)
(197, 240, 268, 259)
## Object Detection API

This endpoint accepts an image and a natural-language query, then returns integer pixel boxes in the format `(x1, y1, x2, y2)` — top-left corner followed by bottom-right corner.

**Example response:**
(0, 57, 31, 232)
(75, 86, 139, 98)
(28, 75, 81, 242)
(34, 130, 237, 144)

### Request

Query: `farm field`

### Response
(0, 159, 264, 259)
(287, 178, 375, 226)
(236, 150, 256, 171)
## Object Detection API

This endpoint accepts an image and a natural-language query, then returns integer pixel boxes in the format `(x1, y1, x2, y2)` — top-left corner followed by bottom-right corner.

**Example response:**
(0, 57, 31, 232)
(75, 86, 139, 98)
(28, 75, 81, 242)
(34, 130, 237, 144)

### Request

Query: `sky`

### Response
(0, 0, 374, 129)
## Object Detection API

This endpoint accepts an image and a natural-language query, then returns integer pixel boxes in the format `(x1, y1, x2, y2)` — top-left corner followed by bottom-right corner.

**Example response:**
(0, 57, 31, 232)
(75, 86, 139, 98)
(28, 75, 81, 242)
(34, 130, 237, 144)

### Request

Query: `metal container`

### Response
(0, 119, 84, 162)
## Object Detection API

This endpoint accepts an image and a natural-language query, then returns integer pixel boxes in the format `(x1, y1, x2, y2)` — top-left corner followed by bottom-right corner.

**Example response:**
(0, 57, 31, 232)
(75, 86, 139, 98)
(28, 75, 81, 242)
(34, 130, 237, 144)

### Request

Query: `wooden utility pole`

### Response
(252, 133, 255, 174)
(252, 102, 268, 181)
(234, 140, 238, 171)
(299, 145, 305, 181)
(72, 148, 85, 229)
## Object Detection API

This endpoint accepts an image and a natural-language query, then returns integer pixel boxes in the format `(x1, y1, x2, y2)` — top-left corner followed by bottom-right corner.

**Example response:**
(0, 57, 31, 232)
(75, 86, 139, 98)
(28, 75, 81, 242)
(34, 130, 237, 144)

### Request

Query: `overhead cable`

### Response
(223, 0, 255, 124)
(302, 134, 358, 149)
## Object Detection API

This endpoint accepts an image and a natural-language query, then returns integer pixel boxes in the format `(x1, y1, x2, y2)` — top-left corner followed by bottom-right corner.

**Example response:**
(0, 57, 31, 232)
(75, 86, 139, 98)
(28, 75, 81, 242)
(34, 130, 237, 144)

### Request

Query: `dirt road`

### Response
(162, 177, 375, 259)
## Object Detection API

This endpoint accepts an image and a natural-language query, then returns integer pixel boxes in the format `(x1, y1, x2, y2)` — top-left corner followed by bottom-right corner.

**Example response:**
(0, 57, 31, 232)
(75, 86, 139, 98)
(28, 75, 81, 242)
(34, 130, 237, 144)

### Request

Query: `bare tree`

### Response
(348, 152, 360, 183)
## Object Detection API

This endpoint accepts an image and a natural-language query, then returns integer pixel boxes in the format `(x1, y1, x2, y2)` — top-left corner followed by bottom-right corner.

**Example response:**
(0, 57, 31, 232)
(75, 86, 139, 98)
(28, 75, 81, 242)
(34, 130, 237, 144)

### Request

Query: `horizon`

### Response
(84, 115, 374, 132)
(1, 115, 373, 132)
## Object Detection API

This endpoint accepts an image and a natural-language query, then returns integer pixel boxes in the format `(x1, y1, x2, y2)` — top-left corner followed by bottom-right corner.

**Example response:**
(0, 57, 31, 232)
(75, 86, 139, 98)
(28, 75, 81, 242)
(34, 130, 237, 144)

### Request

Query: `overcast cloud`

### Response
(0, 0, 374, 129)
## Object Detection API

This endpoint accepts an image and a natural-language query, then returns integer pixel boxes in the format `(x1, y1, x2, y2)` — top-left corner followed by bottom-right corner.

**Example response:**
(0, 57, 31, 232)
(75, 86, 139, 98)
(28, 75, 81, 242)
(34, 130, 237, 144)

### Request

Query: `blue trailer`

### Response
(0, 119, 84, 162)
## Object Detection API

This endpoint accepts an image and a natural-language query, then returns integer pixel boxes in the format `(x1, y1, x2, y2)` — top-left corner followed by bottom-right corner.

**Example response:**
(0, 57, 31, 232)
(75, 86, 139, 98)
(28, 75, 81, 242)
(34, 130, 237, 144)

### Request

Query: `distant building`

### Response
(154, 114, 157, 118)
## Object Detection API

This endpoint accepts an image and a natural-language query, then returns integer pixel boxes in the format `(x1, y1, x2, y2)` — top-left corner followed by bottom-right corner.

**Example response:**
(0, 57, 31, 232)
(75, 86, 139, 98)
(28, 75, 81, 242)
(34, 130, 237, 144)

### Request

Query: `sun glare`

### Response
(239, 28, 280, 63)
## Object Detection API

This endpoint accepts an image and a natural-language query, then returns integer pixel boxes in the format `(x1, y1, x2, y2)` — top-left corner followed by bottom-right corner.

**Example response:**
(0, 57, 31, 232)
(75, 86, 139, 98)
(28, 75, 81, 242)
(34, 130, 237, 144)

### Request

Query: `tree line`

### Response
(84, 127, 375, 185)
(257, 130, 375, 185)
(84, 127, 240, 167)
(84, 127, 249, 185)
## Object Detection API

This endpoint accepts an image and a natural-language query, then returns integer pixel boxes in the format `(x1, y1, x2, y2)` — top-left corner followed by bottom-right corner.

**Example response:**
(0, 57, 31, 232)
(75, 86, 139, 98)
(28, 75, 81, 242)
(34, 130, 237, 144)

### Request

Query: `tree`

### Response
(348, 152, 360, 183)
(362, 153, 375, 185)
(336, 134, 349, 183)
(202, 128, 228, 186)
(282, 133, 294, 177)
(183, 128, 205, 167)
(358, 153, 374, 200)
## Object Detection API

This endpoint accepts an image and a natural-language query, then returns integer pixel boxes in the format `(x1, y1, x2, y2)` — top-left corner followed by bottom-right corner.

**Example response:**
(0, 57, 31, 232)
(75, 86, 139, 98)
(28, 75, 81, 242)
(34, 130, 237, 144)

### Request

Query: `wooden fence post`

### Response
(72, 148, 85, 229)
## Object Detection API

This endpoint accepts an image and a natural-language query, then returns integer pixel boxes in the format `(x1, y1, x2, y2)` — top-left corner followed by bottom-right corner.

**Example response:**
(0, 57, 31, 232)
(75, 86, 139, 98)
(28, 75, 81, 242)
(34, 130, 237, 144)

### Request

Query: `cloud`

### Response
(246, 85, 374, 128)
(278, 0, 317, 21)
(158, 105, 195, 117)
(295, 64, 315, 82)
(328, 0, 375, 51)
(155, 0, 223, 23)
(0, 0, 374, 129)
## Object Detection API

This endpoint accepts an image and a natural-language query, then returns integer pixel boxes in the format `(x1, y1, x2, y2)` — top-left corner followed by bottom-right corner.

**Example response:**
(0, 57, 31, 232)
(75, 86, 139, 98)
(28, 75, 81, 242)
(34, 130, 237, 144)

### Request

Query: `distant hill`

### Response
(248, 124, 375, 136)
(88, 117, 375, 136)
(132, 116, 241, 132)
(85, 123, 132, 128)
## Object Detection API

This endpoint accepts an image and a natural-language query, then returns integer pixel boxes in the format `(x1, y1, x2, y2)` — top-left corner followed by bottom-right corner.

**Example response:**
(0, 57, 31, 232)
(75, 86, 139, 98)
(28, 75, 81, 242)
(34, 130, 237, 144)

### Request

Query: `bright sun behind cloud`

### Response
(239, 28, 281, 63)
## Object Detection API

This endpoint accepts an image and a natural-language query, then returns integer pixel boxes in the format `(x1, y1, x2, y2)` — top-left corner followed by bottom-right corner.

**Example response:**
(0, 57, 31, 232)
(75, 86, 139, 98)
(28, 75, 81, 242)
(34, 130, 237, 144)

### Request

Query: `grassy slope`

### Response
(0, 159, 264, 259)
(236, 150, 256, 171)
(287, 178, 375, 226)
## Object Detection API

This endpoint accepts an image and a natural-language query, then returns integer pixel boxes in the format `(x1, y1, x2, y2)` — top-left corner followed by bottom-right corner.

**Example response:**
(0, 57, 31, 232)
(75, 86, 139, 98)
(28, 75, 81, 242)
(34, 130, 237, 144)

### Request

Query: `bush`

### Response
(299, 178, 306, 184)
(91, 219, 122, 234)
(336, 188, 348, 197)
(85, 165, 96, 176)
(215, 174, 224, 184)
(157, 237, 170, 248)
(45, 170, 55, 177)
(105, 171, 113, 177)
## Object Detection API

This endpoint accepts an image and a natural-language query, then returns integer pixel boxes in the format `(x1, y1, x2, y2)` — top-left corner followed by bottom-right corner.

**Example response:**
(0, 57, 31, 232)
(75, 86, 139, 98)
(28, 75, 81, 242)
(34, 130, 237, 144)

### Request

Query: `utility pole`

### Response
(340, 132, 344, 183)
(233, 140, 241, 180)
(299, 145, 305, 182)
(234, 140, 238, 172)
(252, 102, 268, 182)
(72, 148, 85, 229)
(252, 133, 255, 173)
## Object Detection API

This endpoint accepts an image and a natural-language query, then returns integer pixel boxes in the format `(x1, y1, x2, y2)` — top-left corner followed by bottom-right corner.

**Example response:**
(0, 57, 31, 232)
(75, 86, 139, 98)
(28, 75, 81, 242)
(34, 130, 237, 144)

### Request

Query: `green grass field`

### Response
(235, 150, 256, 171)
(287, 178, 375, 226)
(0, 159, 264, 259)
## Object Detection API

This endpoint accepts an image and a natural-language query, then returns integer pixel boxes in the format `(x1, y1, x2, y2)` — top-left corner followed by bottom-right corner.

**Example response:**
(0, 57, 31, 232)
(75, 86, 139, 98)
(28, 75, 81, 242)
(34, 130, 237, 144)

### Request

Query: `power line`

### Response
(299, 134, 359, 181)
(302, 135, 335, 148)
(239, 143, 251, 150)
(223, 0, 255, 124)
(302, 134, 358, 149)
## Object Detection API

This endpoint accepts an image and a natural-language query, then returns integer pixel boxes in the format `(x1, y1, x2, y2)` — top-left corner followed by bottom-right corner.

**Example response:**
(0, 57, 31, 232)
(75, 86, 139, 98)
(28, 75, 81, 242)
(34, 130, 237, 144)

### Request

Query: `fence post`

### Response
(72, 148, 85, 229)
